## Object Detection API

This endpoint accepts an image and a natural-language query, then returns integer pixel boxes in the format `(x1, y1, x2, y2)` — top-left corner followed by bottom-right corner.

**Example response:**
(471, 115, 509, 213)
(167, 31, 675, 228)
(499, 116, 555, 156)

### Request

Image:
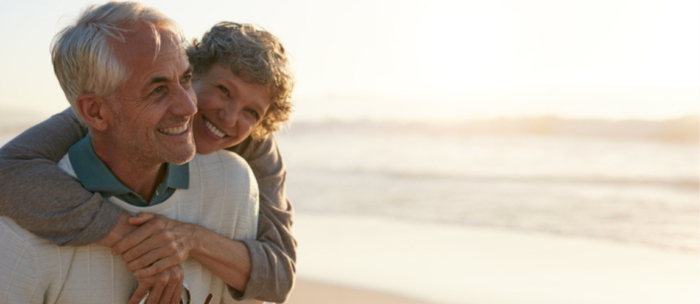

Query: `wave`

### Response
(295, 167, 700, 191)
(288, 115, 700, 143)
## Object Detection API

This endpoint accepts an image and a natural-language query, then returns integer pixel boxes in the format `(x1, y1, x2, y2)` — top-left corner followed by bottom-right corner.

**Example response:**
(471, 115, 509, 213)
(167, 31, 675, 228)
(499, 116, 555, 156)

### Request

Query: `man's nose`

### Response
(171, 85, 197, 117)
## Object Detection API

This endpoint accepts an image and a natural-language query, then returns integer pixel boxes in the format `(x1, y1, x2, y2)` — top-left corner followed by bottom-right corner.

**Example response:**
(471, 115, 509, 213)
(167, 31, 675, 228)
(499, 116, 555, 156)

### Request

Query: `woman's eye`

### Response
(247, 109, 260, 120)
(217, 85, 230, 97)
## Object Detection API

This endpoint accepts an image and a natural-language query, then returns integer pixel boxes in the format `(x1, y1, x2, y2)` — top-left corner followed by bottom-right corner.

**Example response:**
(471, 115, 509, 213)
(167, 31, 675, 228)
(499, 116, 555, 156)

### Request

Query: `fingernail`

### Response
(134, 270, 142, 277)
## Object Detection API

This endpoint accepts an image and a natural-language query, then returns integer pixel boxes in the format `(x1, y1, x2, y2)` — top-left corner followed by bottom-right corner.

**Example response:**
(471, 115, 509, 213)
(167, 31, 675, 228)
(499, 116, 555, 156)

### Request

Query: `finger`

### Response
(129, 212, 156, 226)
(119, 217, 174, 259)
(113, 224, 157, 256)
(120, 232, 171, 262)
(170, 277, 184, 304)
(121, 242, 159, 264)
(126, 244, 173, 272)
(160, 277, 177, 304)
(128, 281, 152, 304)
(146, 277, 166, 304)
(134, 255, 182, 278)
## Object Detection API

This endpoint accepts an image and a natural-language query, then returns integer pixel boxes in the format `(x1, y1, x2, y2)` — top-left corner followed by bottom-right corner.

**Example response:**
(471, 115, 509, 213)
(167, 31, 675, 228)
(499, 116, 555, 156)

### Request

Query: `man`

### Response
(0, 2, 261, 303)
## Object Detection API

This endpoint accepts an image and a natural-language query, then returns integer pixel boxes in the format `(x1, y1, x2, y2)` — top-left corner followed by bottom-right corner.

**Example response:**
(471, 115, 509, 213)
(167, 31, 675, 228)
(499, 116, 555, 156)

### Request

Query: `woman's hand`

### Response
(113, 212, 200, 278)
(112, 212, 200, 278)
(128, 264, 185, 304)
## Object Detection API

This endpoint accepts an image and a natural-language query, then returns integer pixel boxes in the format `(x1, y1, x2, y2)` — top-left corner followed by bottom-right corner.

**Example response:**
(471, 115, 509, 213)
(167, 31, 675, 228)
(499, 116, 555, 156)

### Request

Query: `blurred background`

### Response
(0, 0, 698, 303)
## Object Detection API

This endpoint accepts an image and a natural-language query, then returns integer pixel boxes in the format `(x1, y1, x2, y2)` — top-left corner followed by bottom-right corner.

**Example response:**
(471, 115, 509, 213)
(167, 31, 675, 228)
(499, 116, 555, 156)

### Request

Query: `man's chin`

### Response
(166, 145, 197, 165)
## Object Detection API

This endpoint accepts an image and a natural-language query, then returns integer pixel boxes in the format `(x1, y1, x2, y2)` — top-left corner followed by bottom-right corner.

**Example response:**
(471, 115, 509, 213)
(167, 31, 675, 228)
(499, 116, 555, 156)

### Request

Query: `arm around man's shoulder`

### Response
(227, 135, 297, 303)
(0, 108, 122, 246)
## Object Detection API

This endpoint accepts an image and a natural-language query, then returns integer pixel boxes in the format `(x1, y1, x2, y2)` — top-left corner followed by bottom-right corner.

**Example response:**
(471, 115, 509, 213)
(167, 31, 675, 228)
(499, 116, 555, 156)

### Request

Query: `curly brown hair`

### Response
(187, 22, 294, 140)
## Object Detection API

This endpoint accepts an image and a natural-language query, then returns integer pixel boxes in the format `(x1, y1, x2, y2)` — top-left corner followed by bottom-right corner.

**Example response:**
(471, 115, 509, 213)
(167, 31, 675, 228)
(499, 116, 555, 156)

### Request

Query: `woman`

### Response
(0, 22, 295, 303)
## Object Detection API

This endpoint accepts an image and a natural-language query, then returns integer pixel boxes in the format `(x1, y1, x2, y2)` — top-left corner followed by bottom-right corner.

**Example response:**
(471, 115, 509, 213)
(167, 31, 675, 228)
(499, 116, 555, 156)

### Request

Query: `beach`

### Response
(286, 280, 431, 304)
(274, 121, 697, 304)
(1, 0, 698, 301)
(286, 213, 699, 304)
(1, 118, 698, 303)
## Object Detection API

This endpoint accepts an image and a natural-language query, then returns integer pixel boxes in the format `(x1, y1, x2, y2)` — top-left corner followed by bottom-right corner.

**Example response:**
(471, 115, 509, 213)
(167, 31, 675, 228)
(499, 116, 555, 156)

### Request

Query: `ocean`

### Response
(1, 116, 698, 303)
(1, 116, 698, 254)
(276, 119, 699, 253)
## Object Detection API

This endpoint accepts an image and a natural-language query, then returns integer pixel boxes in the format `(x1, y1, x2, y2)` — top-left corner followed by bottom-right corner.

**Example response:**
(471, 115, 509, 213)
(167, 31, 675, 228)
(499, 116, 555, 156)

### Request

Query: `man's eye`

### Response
(153, 86, 166, 94)
(217, 85, 230, 97)
(182, 74, 192, 83)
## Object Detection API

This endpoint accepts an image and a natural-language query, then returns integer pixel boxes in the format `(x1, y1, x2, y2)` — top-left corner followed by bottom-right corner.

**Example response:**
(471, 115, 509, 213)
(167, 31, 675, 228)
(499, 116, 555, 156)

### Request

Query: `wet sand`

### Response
(286, 280, 432, 304)
(291, 213, 699, 304)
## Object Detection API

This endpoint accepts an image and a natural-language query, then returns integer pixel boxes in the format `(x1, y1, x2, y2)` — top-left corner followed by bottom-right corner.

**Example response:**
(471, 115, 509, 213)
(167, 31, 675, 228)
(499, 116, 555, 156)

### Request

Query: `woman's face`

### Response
(191, 64, 272, 154)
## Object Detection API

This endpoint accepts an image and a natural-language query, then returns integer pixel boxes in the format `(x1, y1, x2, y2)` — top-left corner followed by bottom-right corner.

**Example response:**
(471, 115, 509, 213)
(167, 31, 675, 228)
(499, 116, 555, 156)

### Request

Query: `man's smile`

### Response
(158, 122, 190, 136)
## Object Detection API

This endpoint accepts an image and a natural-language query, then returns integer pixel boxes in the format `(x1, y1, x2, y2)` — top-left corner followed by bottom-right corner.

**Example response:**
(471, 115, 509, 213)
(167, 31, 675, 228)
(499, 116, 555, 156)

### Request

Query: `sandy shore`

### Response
(286, 280, 432, 304)
(291, 213, 699, 304)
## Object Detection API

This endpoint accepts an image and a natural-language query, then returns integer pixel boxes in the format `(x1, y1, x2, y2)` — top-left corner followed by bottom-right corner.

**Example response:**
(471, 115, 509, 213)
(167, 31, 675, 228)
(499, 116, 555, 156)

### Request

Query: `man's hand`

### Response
(128, 265, 184, 304)
(113, 212, 200, 278)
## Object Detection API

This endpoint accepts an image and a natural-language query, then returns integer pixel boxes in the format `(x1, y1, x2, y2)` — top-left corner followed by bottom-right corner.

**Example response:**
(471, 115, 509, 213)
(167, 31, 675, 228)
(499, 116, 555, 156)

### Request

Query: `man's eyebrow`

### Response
(182, 65, 193, 76)
(149, 76, 169, 85)
(147, 66, 192, 85)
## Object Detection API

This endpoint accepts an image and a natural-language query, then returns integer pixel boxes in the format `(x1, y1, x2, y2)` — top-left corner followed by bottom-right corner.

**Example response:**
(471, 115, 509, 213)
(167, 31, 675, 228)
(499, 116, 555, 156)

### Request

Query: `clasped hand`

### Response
(113, 212, 200, 304)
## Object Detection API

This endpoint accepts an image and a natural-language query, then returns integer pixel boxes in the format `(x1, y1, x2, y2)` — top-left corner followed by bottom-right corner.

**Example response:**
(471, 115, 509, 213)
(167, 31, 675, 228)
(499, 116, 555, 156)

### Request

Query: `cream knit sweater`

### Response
(0, 150, 261, 304)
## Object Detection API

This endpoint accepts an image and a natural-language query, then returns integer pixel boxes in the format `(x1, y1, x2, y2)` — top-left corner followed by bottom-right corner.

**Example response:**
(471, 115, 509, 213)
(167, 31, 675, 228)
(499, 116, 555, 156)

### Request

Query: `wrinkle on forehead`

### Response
(109, 23, 184, 67)
(105, 23, 189, 103)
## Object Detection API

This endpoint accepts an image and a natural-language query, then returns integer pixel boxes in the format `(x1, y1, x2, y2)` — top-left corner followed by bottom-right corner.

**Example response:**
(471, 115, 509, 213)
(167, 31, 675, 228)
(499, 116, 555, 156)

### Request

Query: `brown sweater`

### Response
(0, 108, 296, 303)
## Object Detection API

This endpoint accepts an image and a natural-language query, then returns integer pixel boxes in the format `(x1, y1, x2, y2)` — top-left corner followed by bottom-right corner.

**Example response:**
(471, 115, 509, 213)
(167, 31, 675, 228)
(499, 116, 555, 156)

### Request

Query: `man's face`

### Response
(106, 25, 197, 165)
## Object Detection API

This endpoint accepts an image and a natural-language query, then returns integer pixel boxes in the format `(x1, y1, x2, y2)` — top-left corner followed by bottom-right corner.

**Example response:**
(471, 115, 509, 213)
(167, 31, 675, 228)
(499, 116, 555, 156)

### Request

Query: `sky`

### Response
(0, 0, 698, 122)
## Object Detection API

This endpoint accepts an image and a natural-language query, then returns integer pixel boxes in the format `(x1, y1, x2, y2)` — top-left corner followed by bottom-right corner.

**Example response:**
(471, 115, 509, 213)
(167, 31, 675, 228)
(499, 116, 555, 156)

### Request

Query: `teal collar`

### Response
(68, 134, 189, 206)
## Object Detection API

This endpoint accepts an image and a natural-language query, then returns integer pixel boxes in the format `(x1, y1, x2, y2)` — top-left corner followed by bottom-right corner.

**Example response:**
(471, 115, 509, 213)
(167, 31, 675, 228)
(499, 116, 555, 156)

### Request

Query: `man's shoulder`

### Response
(190, 150, 253, 178)
(0, 217, 54, 251)
(188, 150, 258, 196)
(192, 149, 248, 167)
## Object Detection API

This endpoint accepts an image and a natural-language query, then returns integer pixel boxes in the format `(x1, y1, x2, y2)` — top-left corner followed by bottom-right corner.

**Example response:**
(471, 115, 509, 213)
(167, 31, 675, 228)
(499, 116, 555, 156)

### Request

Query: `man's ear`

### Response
(75, 93, 112, 131)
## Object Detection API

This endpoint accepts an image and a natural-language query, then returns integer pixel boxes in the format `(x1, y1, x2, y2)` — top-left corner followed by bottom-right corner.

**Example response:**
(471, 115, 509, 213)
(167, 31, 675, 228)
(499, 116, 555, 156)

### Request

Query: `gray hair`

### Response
(51, 1, 186, 124)
(188, 22, 294, 140)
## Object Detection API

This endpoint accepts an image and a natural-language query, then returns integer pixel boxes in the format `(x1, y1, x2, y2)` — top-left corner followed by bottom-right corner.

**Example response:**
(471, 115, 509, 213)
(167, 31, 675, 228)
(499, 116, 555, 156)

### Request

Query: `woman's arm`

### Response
(0, 109, 297, 302)
(226, 135, 297, 303)
(111, 135, 296, 302)
(0, 108, 121, 246)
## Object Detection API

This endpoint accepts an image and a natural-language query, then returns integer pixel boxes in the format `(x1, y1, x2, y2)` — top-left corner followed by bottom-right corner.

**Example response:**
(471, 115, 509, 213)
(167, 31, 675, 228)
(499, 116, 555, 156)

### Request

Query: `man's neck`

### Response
(91, 137, 166, 203)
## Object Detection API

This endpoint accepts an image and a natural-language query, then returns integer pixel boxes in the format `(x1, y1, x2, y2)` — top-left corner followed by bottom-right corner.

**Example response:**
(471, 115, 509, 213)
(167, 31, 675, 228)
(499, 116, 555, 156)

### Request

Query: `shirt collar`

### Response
(68, 133, 189, 201)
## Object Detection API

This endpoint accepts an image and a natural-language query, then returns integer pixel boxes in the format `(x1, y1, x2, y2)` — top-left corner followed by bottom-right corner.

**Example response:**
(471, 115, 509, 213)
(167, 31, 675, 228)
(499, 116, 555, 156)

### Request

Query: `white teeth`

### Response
(205, 119, 226, 138)
(159, 125, 187, 135)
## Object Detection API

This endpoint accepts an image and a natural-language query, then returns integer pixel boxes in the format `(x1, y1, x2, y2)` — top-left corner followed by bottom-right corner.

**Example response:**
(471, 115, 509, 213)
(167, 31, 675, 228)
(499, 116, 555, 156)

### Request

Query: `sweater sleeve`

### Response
(227, 135, 297, 303)
(0, 108, 122, 246)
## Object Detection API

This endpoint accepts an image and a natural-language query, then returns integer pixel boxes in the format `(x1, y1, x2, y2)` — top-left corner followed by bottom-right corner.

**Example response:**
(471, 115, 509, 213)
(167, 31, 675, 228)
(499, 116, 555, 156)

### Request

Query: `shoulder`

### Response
(227, 135, 280, 160)
(0, 217, 50, 247)
(189, 151, 258, 197)
(0, 217, 64, 263)
(0, 217, 73, 302)
(191, 150, 252, 177)
(0, 219, 41, 302)
(0, 218, 47, 279)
